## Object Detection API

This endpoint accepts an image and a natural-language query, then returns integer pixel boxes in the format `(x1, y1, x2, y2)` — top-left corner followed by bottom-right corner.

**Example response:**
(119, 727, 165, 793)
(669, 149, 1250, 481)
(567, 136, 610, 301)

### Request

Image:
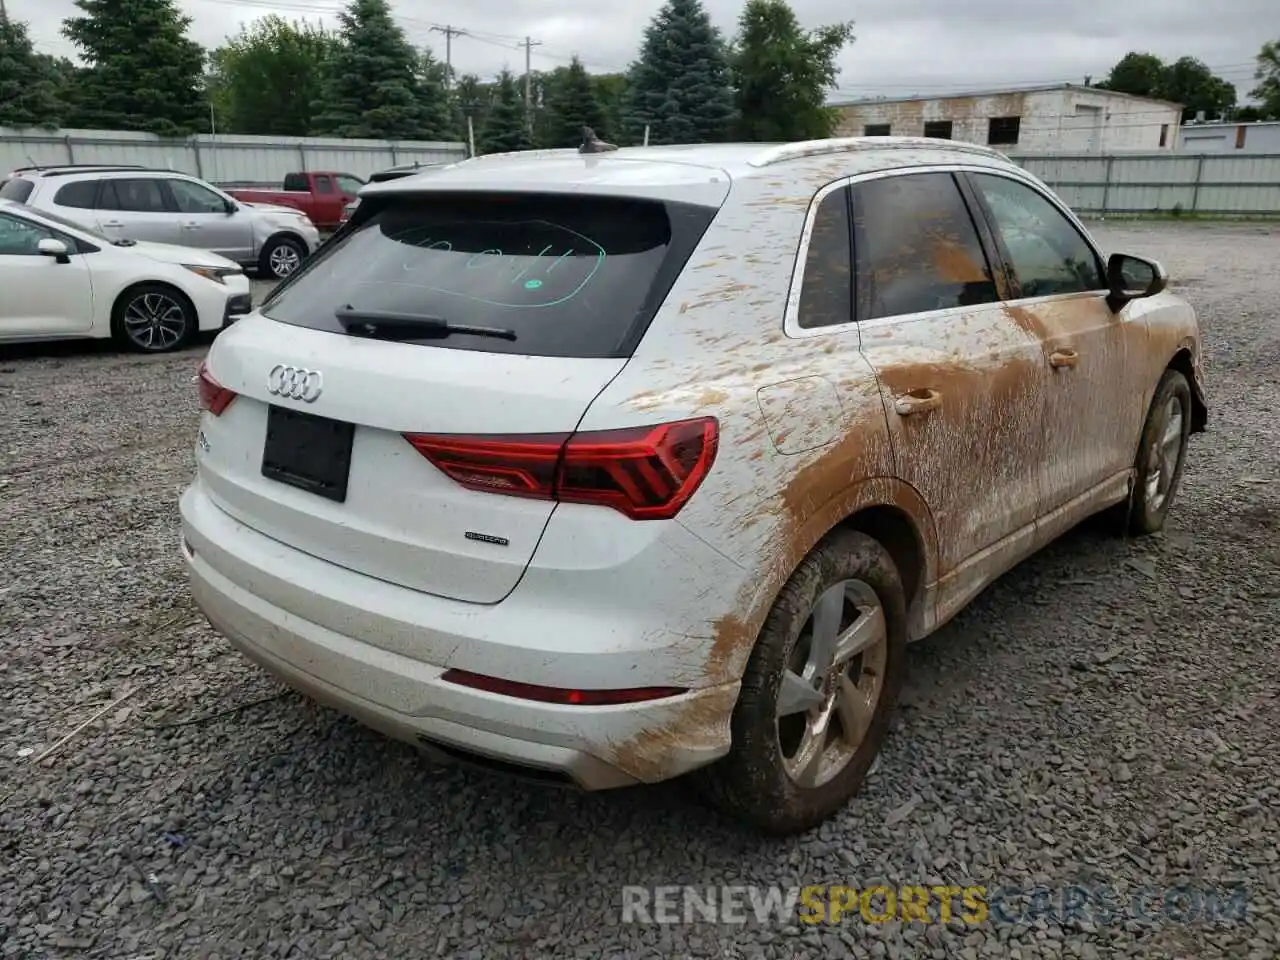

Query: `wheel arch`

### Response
(110, 280, 198, 348)
(1166, 346, 1207, 434)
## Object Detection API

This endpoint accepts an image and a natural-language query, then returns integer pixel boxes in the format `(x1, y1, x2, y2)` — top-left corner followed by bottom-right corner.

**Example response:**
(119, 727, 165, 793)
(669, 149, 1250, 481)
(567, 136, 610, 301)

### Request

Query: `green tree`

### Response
(478, 69, 530, 153)
(540, 57, 607, 147)
(62, 0, 208, 136)
(1096, 52, 1166, 98)
(623, 0, 735, 145)
(592, 73, 629, 143)
(453, 72, 492, 148)
(1250, 40, 1280, 119)
(207, 17, 335, 136)
(312, 0, 427, 139)
(730, 0, 853, 141)
(0, 17, 64, 129)
(1162, 56, 1236, 121)
(416, 49, 454, 140)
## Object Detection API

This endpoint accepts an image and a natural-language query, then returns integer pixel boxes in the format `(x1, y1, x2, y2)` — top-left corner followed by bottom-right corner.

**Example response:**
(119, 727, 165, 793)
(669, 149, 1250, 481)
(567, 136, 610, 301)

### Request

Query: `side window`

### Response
(99, 179, 169, 213)
(796, 187, 852, 329)
(169, 178, 228, 214)
(283, 173, 308, 191)
(53, 180, 99, 209)
(314, 176, 334, 194)
(0, 178, 35, 202)
(0, 213, 53, 255)
(335, 175, 363, 195)
(851, 172, 999, 320)
(970, 174, 1106, 298)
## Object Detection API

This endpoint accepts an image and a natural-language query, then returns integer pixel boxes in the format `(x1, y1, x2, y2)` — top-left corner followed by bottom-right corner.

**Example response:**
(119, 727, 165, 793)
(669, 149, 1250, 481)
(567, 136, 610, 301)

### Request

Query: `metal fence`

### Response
(1011, 151, 1280, 215)
(0, 127, 468, 185)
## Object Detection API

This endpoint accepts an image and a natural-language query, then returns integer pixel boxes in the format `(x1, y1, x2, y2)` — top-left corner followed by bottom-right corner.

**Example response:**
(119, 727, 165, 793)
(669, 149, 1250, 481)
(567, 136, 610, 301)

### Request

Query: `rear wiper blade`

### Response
(335, 306, 516, 341)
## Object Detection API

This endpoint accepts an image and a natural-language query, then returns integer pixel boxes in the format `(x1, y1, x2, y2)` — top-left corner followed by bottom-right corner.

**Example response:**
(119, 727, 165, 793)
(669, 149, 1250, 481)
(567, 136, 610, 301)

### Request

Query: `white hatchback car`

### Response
(181, 138, 1206, 833)
(0, 200, 252, 352)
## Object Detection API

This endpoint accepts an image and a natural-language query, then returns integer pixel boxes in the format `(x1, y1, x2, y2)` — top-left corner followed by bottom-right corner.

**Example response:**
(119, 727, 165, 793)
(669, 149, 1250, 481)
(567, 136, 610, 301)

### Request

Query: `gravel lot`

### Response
(2, 222, 1278, 960)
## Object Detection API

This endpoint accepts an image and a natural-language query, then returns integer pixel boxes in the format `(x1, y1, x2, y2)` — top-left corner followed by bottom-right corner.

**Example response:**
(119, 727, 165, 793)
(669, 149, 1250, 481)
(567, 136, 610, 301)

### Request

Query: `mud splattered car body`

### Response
(181, 138, 1205, 832)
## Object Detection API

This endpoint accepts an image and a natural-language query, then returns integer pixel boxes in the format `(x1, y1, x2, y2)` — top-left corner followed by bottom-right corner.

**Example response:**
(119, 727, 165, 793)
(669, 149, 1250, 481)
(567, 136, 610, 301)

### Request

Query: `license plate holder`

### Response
(261, 405, 355, 503)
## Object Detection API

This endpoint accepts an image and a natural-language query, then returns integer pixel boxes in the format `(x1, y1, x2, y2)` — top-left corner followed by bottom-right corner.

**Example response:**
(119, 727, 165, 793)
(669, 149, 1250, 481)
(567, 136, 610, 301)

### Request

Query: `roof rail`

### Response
(37, 166, 178, 179)
(748, 137, 1007, 168)
(11, 162, 151, 174)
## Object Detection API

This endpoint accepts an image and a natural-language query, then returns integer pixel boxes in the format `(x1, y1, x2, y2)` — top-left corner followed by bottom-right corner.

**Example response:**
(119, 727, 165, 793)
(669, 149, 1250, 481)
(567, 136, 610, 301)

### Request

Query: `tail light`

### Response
(441, 669, 686, 705)
(403, 417, 718, 521)
(196, 360, 237, 416)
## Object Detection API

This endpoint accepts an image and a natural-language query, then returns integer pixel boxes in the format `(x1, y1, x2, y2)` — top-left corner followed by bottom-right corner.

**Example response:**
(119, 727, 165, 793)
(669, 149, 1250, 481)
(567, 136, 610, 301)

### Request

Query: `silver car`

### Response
(1, 165, 322, 279)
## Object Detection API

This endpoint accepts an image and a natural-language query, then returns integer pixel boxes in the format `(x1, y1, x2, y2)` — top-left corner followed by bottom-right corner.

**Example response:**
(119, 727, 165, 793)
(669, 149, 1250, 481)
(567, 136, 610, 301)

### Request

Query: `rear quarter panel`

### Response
(575, 169, 936, 687)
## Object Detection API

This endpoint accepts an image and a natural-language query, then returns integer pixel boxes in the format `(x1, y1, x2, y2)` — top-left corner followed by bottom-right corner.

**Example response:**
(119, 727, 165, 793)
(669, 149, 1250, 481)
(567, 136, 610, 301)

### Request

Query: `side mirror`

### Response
(224, 199, 238, 215)
(1106, 252, 1167, 312)
(37, 238, 70, 263)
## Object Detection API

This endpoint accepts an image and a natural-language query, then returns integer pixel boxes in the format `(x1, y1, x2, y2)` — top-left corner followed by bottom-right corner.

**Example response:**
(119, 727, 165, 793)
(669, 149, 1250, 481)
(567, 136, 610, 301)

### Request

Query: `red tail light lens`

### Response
(404, 417, 718, 521)
(441, 669, 686, 705)
(196, 361, 237, 416)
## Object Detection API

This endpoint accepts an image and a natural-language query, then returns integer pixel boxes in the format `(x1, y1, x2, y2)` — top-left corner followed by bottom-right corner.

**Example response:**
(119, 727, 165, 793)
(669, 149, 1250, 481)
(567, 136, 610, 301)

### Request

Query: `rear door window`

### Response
(98, 179, 170, 213)
(262, 192, 717, 358)
(796, 187, 853, 329)
(851, 172, 999, 320)
(53, 180, 99, 209)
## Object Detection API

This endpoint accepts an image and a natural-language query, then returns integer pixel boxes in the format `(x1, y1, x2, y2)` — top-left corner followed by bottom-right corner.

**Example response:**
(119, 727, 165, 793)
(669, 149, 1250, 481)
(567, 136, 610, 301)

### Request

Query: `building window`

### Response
(1159, 124, 1169, 147)
(864, 124, 891, 137)
(923, 120, 953, 139)
(987, 116, 1021, 146)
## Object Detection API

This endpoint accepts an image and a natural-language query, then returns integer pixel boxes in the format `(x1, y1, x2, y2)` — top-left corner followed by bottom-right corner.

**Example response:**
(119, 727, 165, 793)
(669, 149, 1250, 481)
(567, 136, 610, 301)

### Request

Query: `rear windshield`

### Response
(261, 192, 717, 358)
(0, 178, 34, 203)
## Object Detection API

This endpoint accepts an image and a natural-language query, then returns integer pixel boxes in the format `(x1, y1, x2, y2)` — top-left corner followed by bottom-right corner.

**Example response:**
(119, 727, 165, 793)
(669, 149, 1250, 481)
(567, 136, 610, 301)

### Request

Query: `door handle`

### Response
(180, 222, 201, 231)
(101, 220, 123, 228)
(1049, 348, 1080, 369)
(894, 388, 943, 416)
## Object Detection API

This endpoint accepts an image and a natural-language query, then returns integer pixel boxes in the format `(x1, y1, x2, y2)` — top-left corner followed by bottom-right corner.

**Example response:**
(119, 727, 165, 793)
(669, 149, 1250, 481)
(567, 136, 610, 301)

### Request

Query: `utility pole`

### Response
(519, 35, 542, 135)
(430, 24, 464, 88)
(0, 0, 8, 23)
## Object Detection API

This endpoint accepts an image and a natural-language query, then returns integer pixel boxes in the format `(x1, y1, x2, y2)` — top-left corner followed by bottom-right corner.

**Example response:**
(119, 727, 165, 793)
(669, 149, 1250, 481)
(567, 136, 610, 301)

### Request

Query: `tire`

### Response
(694, 530, 908, 835)
(258, 236, 306, 279)
(111, 283, 197, 354)
(1124, 369, 1193, 536)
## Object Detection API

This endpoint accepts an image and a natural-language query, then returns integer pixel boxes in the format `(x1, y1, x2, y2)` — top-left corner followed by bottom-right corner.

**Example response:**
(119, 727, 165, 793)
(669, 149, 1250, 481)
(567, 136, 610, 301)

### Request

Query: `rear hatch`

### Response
(197, 188, 719, 603)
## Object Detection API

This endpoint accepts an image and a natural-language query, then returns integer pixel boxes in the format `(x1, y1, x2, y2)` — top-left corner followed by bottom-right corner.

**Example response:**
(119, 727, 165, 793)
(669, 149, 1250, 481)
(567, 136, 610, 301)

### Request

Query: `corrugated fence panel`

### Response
(1009, 151, 1280, 214)
(1, 127, 467, 186)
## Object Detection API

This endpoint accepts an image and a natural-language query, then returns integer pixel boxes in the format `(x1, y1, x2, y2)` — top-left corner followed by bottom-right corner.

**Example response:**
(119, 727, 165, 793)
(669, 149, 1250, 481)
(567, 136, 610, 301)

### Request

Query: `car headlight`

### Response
(183, 264, 244, 285)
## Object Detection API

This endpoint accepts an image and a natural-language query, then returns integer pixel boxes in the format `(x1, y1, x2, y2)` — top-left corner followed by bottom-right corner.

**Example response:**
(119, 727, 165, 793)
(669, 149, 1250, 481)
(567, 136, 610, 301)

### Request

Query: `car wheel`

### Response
(694, 530, 907, 834)
(1125, 368, 1192, 535)
(112, 284, 196, 353)
(260, 237, 305, 279)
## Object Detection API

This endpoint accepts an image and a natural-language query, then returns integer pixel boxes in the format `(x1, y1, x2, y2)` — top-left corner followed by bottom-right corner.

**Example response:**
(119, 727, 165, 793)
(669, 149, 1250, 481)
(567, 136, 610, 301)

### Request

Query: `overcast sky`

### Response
(9, 0, 1270, 102)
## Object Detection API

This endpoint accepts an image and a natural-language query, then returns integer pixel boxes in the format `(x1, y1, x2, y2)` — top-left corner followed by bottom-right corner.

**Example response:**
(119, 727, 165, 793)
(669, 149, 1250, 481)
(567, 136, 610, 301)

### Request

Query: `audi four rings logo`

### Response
(266, 364, 324, 402)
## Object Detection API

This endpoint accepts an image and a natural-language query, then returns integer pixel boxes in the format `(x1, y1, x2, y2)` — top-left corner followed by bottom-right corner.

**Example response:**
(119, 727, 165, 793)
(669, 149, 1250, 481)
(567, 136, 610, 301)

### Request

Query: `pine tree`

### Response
(478, 69, 531, 153)
(312, 0, 425, 139)
(62, 0, 207, 136)
(541, 57, 607, 147)
(0, 17, 65, 129)
(731, 0, 853, 141)
(416, 49, 454, 141)
(623, 0, 735, 145)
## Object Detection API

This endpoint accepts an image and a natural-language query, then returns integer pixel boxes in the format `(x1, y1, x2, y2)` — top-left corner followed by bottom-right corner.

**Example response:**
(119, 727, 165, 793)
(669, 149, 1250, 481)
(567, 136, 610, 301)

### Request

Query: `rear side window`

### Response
(99, 179, 169, 213)
(53, 180, 99, 209)
(262, 193, 717, 358)
(315, 176, 334, 194)
(0, 178, 34, 203)
(851, 172, 999, 320)
(796, 187, 852, 329)
(283, 173, 307, 191)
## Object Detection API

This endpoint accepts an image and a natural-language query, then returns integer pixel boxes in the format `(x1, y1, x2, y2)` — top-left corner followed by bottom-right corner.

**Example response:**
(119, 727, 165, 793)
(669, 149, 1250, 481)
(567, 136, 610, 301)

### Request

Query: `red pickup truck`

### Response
(224, 171, 364, 232)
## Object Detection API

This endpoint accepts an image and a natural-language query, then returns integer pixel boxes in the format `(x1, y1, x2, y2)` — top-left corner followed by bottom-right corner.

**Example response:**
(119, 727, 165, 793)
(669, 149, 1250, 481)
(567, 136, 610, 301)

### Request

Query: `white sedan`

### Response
(0, 199, 252, 353)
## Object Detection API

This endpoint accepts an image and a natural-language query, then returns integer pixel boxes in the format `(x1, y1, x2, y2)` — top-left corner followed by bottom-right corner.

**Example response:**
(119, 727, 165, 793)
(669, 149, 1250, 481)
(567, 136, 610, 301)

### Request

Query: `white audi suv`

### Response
(180, 138, 1205, 833)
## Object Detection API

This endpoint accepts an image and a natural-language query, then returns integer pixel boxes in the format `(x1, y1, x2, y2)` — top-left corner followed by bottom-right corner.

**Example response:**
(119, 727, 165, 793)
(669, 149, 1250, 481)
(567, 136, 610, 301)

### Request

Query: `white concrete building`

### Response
(829, 84, 1183, 154)
(1178, 120, 1280, 153)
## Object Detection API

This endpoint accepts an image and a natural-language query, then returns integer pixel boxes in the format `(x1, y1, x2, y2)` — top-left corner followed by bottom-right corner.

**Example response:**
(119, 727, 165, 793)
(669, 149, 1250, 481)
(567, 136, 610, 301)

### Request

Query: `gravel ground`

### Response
(1, 222, 1278, 960)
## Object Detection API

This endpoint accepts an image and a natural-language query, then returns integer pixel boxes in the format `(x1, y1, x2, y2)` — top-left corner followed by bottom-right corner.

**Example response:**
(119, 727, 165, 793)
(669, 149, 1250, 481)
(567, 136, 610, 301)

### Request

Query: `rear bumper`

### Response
(179, 481, 742, 789)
